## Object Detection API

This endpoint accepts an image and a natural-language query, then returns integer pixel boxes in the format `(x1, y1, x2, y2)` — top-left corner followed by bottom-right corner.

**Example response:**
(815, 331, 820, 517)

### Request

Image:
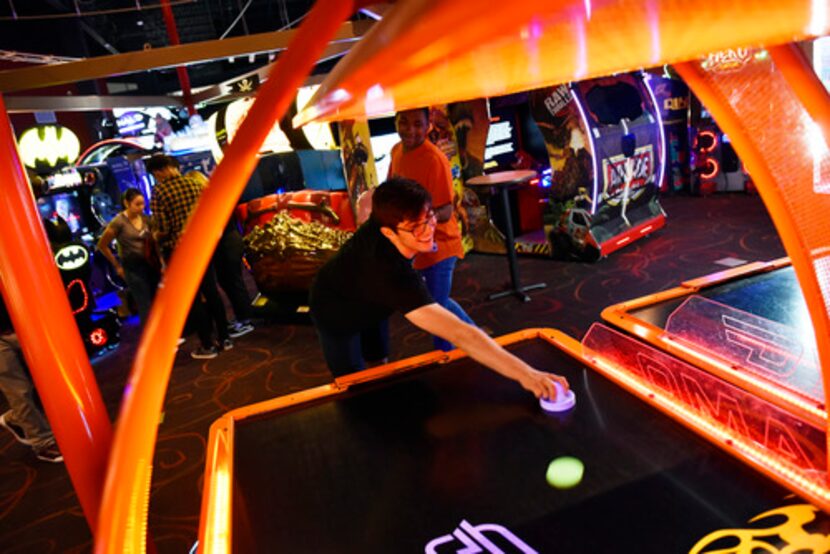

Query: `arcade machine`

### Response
(582, 42, 830, 542)
(530, 72, 666, 260)
(689, 96, 751, 195)
(75, 138, 155, 225)
(233, 149, 357, 320)
(468, 95, 550, 256)
(645, 70, 692, 194)
(38, 184, 120, 357)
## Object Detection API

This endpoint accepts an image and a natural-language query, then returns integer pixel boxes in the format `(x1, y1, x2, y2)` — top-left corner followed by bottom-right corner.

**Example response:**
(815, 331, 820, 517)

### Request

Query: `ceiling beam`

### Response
(191, 41, 352, 104)
(2, 40, 353, 113)
(4, 94, 184, 113)
(0, 20, 372, 93)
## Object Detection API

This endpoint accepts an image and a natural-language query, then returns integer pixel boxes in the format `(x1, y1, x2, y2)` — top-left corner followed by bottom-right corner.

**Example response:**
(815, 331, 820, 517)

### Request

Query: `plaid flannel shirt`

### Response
(150, 173, 205, 258)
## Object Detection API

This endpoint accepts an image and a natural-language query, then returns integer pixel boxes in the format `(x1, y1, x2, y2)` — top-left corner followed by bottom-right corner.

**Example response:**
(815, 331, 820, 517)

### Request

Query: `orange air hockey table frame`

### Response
(198, 327, 830, 552)
(600, 257, 828, 428)
(0, 1, 826, 553)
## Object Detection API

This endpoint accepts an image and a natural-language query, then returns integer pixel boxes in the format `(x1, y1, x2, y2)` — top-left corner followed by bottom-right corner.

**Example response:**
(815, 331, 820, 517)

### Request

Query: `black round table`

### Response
(466, 170, 547, 302)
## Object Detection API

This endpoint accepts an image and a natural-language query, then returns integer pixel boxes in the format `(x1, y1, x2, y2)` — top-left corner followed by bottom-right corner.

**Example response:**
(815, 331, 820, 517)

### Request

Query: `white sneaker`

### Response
(191, 346, 219, 360)
(0, 411, 32, 445)
(227, 322, 254, 339)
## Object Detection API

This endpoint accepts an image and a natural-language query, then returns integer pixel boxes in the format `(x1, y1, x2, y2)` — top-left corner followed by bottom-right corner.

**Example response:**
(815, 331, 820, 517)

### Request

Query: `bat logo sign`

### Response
(18, 125, 81, 169)
(55, 244, 89, 271)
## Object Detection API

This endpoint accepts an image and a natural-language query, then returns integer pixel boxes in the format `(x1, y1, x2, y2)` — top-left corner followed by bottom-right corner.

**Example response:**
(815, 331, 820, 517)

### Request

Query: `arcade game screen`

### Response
(366, 115, 399, 181)
(38, 191, 88, 237)
(297, 149, 348, 191)
(484, 100, 548, 173)
(484, 107, 520, 171)
(369, 132, 399, 180)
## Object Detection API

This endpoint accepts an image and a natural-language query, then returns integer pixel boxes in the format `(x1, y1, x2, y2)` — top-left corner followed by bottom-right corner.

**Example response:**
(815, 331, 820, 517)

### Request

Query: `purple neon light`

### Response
(570, 85, 600, 214)
(642, 73, 667, 193)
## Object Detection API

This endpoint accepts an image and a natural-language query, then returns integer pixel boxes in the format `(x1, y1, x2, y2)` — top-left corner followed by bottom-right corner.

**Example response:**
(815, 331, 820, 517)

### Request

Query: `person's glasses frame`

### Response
(396, 209, 437, 236)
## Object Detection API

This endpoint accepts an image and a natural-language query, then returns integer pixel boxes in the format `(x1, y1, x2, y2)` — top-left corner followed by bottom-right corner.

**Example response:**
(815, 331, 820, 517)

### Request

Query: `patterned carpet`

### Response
(0, 192, 788, 552)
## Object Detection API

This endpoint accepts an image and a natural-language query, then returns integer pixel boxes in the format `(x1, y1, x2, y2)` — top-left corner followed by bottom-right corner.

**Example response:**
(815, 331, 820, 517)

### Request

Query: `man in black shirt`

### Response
(310, 178, 568, 400)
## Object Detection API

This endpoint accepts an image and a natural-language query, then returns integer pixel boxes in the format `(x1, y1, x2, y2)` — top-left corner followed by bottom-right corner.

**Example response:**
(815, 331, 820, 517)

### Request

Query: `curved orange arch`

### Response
(94, 1, 356, 551)
(676, 52, 830, 447)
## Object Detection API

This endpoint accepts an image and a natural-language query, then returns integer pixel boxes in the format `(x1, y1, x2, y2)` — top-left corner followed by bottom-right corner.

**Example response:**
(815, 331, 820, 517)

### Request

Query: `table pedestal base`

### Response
(488, 281, 547, 303)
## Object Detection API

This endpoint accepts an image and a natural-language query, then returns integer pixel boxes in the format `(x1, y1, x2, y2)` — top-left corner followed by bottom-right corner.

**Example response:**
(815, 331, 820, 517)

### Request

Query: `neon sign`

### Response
(700, 158, 720, 180)
(426, 520, 537, 553)
(47, 169, 83, 189)
(55, 244, 89, 271)
(65, 278, 89, 315)
(89, 328, 108, 347)
(703, 48, 753, 73)
(115, 111, 147, 135)
(18, 125, 81, 169)
(585, 324, 826, 472)
(601, 145, 654, 204)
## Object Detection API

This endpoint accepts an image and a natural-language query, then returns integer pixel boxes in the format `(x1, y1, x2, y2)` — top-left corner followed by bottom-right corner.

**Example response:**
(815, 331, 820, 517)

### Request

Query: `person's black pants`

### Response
(193, 262, 230, 348)
(214, 228, 252, 322)
(312, 317, 389, 378)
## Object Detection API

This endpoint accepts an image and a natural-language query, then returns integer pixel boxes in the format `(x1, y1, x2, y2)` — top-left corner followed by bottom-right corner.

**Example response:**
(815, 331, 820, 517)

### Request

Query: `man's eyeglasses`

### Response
(396, 210, 437, 236)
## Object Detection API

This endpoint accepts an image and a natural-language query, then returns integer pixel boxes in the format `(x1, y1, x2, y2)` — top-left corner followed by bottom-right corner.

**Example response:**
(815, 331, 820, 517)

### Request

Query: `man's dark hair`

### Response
(144, 154, 178, 174)
(395, 107, 429, 122)
(371, 177, 432, 229)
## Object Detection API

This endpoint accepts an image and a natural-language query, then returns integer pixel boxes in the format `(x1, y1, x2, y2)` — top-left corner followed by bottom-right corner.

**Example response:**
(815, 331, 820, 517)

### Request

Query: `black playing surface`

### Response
(631, 265, 807, 330)
(232, 339, 807, 553)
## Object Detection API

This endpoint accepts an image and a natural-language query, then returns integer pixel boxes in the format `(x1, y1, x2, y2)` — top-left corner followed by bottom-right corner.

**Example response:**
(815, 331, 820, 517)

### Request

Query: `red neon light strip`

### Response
(67, 278, 89, 314)
(700, 158, 719, 180)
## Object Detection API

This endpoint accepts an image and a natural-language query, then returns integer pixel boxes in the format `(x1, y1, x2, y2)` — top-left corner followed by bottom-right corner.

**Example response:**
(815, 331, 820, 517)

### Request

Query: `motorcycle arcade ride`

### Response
(529, 73, 666, 261)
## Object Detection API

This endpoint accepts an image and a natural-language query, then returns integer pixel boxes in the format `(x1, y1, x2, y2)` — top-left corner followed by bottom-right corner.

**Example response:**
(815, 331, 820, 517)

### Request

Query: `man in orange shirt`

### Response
(389, 108, 474, 351)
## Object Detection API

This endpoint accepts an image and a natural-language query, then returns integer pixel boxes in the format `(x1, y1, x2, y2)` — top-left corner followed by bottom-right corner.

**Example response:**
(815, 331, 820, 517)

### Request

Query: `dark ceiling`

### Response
(0, 1, 369, 95)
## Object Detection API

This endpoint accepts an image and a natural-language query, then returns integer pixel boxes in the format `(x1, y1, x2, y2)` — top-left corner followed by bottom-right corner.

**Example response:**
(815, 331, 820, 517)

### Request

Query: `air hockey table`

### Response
(602, 257, 824, 428)
(198, 328, 829, 553)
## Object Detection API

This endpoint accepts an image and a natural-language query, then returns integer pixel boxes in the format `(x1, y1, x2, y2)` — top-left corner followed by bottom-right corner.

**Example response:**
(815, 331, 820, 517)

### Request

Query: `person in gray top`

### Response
(97, 188, 161, 325)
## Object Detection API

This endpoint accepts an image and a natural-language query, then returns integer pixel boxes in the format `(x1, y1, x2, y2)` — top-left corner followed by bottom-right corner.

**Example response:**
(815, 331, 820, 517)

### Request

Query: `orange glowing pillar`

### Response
(0, 95, 112, 530)
(676, 54, 830, 467)
(94, 0, 357, 551)
(769, 44, 830, 147)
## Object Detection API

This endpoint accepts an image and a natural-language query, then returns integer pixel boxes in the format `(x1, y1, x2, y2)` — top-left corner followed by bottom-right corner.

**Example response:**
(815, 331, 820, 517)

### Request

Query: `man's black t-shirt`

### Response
(310, 219, 433, 335)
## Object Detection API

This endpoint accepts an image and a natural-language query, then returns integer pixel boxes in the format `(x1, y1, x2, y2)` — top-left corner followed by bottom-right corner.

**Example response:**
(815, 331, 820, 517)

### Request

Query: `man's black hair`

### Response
(144, 154, 178, 174)
(395, 107, 429, 122)
(371, 177, 432, 229)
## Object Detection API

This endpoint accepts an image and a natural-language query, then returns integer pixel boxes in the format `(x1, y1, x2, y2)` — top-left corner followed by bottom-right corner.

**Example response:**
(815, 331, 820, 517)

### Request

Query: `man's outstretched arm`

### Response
(405, 303, 569, 399)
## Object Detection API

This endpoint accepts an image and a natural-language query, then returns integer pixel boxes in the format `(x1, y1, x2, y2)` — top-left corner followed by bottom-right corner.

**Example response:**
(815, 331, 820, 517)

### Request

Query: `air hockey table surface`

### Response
(601, 259, 824, 421)
(201, 330, 827, 553)
(627, 262, 808, 331)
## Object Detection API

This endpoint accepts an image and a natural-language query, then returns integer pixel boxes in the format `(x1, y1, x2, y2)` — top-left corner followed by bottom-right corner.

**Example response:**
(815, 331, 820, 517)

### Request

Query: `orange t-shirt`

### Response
(389, 140, 464, 270)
